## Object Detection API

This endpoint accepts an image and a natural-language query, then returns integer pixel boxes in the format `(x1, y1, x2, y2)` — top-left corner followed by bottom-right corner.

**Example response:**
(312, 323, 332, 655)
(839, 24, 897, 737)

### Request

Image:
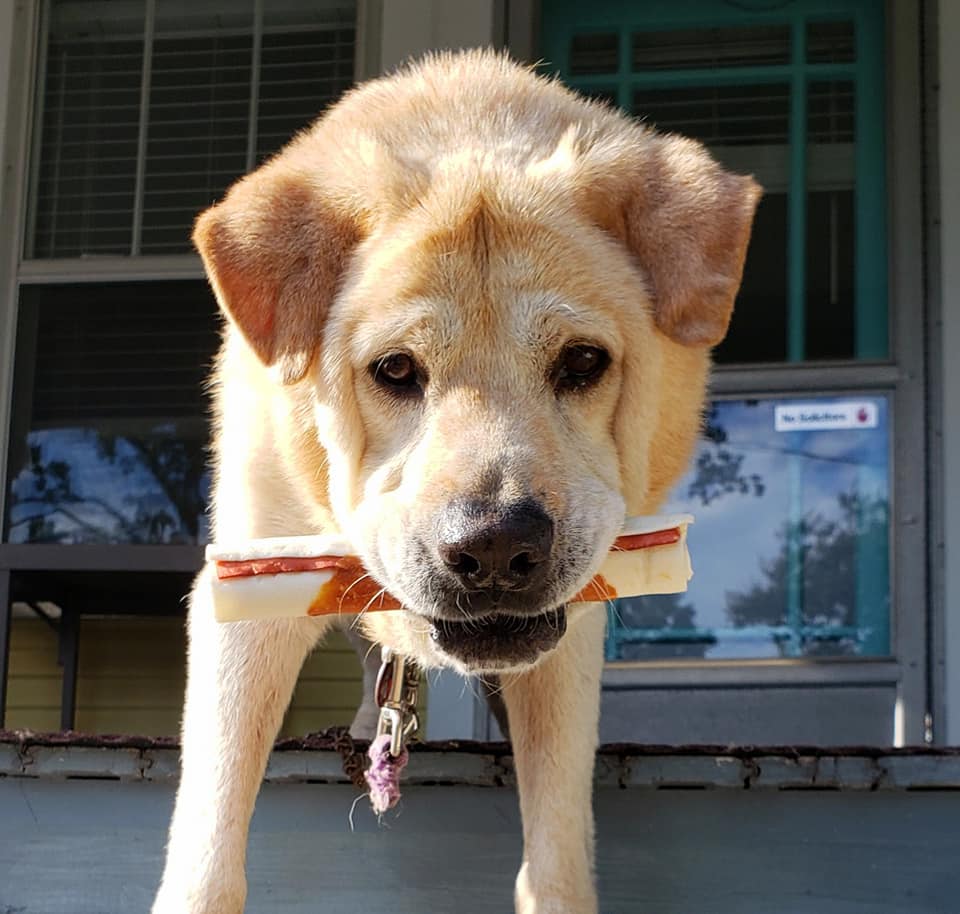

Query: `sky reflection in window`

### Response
(611, 395, 890, 662)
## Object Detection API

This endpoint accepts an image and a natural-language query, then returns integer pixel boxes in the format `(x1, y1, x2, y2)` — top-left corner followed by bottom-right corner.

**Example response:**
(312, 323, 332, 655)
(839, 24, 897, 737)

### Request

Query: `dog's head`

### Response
(195, 53, 760, 674)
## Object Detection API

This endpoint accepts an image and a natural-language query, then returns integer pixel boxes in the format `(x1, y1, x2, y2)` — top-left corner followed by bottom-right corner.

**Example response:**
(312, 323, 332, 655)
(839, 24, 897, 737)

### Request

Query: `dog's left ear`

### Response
(194, 163, 364, 384)
(579, 131, 762, 347)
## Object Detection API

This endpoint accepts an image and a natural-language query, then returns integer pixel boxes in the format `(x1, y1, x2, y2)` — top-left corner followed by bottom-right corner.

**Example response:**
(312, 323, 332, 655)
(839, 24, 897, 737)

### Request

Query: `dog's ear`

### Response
(578, 131, 762, 348)
(194, 165, 363, 384)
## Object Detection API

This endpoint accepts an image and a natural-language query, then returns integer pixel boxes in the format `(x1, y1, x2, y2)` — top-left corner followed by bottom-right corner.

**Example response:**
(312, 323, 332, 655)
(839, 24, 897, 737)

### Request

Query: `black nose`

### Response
(437, 500, 554, 591)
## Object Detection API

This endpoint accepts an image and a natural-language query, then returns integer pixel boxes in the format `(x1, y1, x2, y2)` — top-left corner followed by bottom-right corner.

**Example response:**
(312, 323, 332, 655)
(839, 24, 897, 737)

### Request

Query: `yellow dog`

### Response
(153, 50, 759, 914)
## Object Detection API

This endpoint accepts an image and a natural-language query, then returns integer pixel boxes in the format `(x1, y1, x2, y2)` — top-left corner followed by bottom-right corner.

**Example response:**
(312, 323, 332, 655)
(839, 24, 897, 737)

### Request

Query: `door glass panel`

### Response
(633, 82, 791, 364)
(546, 3, 887, 365)
(805, 79, 860, 360)
(608, 395, 891, 661)
(632, 24, 791, 70)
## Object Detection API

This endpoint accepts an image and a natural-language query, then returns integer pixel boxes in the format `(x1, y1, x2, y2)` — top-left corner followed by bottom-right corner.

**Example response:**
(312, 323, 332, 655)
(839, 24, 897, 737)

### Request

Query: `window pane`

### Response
(569, 33, 618, 76)
(4, 282, 218, 544)
(807, 20, 855, 64)
(609, 396, 891, 661)
(805, 80, 861, 359)
(632, 24, 790, 71)
(805, 189, 855, 359)
(31, 0, 356, 259)
(633, 83, 790, 147)
(715, 193, 789, 363)
(32, 1, 146, 257)
(255, 3, 356, 164)
(140, 2, 254, 254)
(633, 84, 791, 364)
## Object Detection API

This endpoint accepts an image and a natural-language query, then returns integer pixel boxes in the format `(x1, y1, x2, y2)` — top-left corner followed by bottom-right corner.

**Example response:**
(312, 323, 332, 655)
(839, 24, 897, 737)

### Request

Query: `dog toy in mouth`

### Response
(206, 515, 694, 623)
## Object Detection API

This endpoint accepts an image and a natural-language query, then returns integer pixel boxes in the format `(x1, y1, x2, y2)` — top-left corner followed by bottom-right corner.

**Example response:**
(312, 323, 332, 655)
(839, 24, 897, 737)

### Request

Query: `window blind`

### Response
(30, 0, 356, 259)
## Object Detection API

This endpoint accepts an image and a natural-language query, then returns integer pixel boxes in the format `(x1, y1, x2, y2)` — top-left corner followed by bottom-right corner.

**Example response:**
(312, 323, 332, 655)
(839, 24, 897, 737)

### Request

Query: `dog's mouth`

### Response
(429, 607, 567, 671)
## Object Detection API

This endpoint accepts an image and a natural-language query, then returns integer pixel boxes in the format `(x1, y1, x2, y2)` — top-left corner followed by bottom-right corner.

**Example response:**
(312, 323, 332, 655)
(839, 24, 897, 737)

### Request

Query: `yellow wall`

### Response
(5, 616, 367, 737)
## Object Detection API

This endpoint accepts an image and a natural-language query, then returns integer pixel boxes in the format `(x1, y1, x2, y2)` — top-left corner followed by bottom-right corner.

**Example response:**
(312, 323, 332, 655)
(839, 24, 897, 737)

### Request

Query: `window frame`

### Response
(522, 0, 930, 744)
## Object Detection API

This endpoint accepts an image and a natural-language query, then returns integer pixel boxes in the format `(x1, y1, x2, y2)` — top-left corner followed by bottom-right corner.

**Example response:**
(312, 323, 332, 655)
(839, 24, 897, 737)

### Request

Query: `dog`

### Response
(152, 50, 759, 914)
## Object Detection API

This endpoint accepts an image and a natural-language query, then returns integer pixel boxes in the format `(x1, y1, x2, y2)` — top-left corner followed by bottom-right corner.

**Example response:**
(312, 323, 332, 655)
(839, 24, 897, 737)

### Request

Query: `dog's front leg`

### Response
(502, 604, 606, 914)
(153, 566, 326, 914)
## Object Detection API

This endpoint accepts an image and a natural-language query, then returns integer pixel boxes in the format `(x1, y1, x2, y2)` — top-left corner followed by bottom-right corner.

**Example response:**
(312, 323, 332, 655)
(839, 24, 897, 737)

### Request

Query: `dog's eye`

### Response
(555, 344, 610, 392)
(371, 352, 422, 394)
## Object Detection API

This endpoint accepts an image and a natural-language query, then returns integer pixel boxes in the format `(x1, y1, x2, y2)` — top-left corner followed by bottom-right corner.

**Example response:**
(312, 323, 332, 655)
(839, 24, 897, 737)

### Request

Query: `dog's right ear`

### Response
(194, 165, 363, 385)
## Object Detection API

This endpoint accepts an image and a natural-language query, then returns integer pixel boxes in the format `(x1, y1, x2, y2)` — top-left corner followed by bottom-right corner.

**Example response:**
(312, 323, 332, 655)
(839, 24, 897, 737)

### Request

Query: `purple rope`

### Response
(365, 733, 409, 815)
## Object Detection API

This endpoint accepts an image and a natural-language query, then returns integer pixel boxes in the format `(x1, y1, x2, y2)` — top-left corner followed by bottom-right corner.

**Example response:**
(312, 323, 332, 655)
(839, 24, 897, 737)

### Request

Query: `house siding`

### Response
(6, 618, 367, 737)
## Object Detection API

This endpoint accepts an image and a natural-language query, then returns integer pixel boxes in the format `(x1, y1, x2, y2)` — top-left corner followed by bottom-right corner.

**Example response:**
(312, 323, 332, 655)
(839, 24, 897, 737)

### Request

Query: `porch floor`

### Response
(1, 735, 958, 914)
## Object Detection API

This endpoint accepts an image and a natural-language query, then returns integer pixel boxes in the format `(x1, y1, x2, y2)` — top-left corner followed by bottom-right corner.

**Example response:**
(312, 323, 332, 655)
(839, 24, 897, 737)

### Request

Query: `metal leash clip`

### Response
(375, 647, 420, 758)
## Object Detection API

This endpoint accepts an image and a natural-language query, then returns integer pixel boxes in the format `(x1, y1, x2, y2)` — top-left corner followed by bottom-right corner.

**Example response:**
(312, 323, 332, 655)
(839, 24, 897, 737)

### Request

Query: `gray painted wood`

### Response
(1, 778, 958, 914)
(940, 0, 960, 747)
(7, 742, 960, 789)
(600, 685, 896, 744)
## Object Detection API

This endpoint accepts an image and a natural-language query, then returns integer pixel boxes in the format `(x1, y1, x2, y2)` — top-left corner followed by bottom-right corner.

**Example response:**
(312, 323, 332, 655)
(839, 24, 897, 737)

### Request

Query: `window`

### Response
(5, 281, 218, 544)
(0, 0, 363, 735)
(541, 0, 899, 666)
(4, 0, 358, 544)
(610, 395, 890, 661)
(27, 0, 356, 259)
(555, 0, 886, 364)
(4, 0, 356, 544)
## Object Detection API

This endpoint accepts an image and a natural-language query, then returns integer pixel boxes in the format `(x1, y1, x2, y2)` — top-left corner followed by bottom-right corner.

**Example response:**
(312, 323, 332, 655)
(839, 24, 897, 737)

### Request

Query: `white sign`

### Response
(774, 401, 878, 432)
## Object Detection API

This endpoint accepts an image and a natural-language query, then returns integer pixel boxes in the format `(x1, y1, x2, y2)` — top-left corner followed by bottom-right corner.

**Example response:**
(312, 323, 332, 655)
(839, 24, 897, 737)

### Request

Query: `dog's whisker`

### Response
(482, 677, 508, 699)
(351, 585, 391, 630)
(338, 572, 374, 610)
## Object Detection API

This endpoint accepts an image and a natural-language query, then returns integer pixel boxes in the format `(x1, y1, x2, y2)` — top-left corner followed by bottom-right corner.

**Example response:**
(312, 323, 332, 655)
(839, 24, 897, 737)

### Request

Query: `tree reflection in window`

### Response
(727, 492, 889, 658)
(8, 426, 210, 545)
(610, 396, 890, 661)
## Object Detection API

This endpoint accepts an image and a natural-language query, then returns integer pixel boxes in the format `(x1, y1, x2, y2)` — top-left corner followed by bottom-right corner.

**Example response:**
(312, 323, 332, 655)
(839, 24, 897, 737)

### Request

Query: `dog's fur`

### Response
(153, 51, 759, 914)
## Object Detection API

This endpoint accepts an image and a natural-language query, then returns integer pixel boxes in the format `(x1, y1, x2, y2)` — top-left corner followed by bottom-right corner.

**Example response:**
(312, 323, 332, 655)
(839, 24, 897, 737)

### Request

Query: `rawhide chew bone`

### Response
(207, 514, 694, 623)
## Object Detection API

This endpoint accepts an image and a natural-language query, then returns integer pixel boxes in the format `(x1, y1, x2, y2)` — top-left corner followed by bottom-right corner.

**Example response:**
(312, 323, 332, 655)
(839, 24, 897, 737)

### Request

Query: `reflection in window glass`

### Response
(8, 423, 211, 544)
(609, 396, 890, 662)
(4, 281, 218, 545)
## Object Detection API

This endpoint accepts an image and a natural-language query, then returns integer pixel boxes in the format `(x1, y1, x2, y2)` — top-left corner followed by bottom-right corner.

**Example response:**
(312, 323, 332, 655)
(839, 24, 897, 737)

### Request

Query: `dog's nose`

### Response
(438, 500, 554, 591)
